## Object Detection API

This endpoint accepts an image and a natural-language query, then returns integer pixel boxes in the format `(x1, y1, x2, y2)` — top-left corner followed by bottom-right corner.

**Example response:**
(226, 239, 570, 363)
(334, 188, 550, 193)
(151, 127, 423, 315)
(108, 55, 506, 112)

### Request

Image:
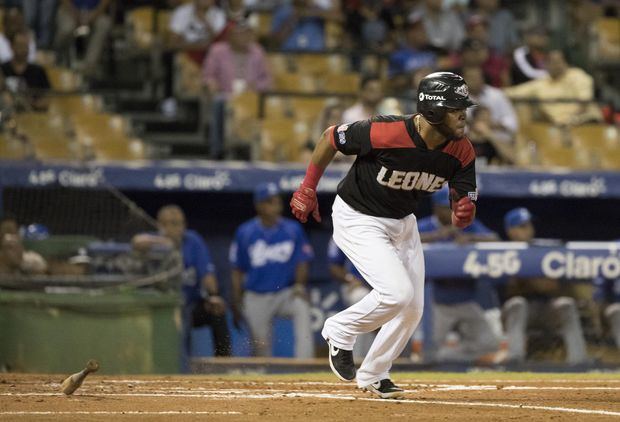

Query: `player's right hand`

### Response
(290, 186, 321, 223)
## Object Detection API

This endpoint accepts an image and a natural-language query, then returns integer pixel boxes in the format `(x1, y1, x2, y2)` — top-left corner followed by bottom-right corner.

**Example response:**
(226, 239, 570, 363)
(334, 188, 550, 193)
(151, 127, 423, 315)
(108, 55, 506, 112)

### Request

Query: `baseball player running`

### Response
(290, 72, 477, 399)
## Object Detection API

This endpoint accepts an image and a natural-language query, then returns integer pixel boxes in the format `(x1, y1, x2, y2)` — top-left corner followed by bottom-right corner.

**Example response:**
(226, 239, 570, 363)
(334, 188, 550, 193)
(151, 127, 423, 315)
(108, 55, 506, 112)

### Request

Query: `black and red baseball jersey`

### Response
(329, 114, 476, 219)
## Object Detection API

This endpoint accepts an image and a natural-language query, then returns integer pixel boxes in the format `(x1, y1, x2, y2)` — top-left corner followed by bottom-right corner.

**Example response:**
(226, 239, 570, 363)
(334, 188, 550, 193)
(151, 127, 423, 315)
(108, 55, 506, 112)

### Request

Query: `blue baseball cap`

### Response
(253, 182, 280, 203)
(431, 185, 451, 207)
(504, 207, 532, 230)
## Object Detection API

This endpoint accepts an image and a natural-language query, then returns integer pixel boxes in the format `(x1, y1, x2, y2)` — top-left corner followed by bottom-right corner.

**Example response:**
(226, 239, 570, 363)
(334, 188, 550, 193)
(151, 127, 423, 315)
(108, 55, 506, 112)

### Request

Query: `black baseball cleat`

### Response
(362, 379, 404, 399)
(327, 340, 356, 382)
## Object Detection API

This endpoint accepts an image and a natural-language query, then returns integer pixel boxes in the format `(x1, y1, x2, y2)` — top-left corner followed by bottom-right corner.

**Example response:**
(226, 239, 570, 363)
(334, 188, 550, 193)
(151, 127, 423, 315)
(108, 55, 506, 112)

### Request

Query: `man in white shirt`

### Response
(169, 0, 227, 47)
(342, 74, 385, 124)
(462, 65, 518, 143)
(0, 7, 37, 64)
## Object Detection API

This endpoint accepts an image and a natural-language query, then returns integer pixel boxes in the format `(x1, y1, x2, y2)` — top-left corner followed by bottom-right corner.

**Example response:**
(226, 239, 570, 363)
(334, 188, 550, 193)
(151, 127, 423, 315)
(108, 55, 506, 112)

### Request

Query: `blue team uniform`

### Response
(180, 229, 216, 304)
(417, 216, 495, 305)
(230, 217, 313, 292)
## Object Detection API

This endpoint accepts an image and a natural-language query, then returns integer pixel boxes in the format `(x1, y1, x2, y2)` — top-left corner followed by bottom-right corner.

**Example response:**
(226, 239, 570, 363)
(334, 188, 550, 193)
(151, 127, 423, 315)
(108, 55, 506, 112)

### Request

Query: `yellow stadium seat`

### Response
(45, 66, 82, 92)
(49, 95, 103, 118)
(14, 113, 76, 160)
(319, 73, 360, 95)
(267, 53, 290, 75)
(600, 150, 620, 171)
(290, 97, 327, 123)
(294, 54, 347, 75)
(230, 91, 260, 120)
(263, 96, 291, 119)
(260, 118, 310, 162)
(537, 144, 591, 170)
(520, 123, 568, 150)
(126, 6, 155, 49)
(0, 133, 27, 160)
(595, 18, 620, 60)
(570, 124, 619, 152)
(274, 73, 316, 93)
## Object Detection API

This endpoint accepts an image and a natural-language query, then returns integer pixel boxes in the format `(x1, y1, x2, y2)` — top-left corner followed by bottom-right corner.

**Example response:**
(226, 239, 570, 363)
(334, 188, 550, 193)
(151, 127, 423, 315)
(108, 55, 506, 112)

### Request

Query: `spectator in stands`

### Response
(0, 215, 19, 239)
(593, 273, 620, 350)
(1, 31, 51, 111)
(468, 0, 519, 55)
(202, 20, 271, 98)
(462, 65, 516, 164)
(270, 0, 343, 51)
(510, 26, 549, 85)
(504, 49, 603, 126)
(202, 20, 271, 159)
(23, 0, 59, 50)
(327, 237, 374, 358)
(501, 207, 589, 364)
(54, 0, 112, 76)
(412, 0, 465, 53)
(0, 7, 38, 63)
(133, 204, 231, 371)
(342, 74, 384, 123)
(162, 0, 227, 117)
(0, 233, 48, 276)
(467, 106, 513, 166)
(230, 182, 314, 358)
(342, 0, 395, 51)
(310, 100, 348, 164)
(169, 0, 226, 50)
(456, 38, 509, 88)
(418, 186, 501, 363)
(387, 15, 438, 93)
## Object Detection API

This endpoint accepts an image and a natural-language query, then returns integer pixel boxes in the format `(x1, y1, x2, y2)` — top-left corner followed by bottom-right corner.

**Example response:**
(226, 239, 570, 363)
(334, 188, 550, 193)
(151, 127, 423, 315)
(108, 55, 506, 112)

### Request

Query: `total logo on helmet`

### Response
(418, 92, 446, 101)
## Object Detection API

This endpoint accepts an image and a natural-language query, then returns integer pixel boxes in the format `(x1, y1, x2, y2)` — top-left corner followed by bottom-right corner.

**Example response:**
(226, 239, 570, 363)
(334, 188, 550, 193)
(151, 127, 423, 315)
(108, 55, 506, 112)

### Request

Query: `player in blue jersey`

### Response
(230, 182, 314, 358)
(327, 237, 375, 358)
(418, 186, 501, 363)
(592, 244, 620, 350)
(133, 204, 231, 372)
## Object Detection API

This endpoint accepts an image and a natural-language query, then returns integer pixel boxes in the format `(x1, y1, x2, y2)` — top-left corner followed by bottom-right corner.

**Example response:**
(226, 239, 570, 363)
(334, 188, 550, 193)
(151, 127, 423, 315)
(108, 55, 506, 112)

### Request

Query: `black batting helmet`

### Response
(417, 72, 476, 124)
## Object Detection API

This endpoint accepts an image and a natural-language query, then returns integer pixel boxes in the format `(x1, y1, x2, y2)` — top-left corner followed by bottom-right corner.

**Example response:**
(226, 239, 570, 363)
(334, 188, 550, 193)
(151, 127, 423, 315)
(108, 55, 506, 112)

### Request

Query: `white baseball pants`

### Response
(322, 196, 425, 387)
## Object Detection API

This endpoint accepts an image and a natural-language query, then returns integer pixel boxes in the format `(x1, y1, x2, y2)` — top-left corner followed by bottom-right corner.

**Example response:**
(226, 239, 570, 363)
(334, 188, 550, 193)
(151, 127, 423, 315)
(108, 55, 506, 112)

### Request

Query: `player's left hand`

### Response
(451, 196, 476, 228)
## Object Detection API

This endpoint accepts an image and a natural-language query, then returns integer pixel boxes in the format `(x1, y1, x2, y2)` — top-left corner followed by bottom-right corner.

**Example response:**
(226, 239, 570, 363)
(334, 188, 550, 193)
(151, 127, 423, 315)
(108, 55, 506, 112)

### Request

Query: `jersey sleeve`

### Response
(229, 228, 250, 272)
(448, 139, 477, 201)
(332, 119, 372, 157)
(192, 235, 216, 281)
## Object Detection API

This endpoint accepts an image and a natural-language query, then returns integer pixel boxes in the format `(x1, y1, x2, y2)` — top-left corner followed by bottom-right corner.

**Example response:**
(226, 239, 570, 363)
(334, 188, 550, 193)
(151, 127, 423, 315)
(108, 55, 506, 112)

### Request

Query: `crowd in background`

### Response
(0, 0, 617, 162)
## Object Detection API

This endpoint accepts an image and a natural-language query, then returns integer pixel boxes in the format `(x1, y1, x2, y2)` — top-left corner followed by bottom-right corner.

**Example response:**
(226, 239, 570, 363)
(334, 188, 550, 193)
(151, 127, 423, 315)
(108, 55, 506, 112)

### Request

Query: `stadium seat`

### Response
(318, 73, 360, 95)
(45, 66, 82, 92)
(570, 124, 619, 152)
(267, 53, 291, 75)
(290, 97, 327, 123)
(537, 144, 591, 170)
(520, 123, 568, 150)
(274, 73, 316, 93)
(230, 91, 260, 120)
(260, 118, 310, 162)
(0, 133, 27, 160)
(595, 18, 620, 60)
(600, 150, 620, 171)
(293, 54, 347, 75)
(263, 96, 291, 119)
(126, 6, 156, 49)
(72, 113, 146, 160)
(14, 113, 76, 160)
(49, 95, 103, 118)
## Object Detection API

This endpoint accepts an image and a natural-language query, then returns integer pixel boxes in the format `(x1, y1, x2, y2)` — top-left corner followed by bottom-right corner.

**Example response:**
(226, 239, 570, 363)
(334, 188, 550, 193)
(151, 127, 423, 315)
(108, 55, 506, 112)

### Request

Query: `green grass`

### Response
(187, 371, 620, 382)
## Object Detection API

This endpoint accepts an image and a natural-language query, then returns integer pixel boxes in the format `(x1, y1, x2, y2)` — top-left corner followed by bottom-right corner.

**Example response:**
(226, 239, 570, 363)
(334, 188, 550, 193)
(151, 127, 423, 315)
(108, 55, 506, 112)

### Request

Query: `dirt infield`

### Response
(1, 372, 619, 421)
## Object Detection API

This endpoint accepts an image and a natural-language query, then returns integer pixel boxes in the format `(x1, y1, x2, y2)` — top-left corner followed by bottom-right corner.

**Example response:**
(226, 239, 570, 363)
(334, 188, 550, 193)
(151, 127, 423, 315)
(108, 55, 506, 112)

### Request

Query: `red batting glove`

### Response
(451, 195, 476, 229)
(290, 186, 321, 223)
